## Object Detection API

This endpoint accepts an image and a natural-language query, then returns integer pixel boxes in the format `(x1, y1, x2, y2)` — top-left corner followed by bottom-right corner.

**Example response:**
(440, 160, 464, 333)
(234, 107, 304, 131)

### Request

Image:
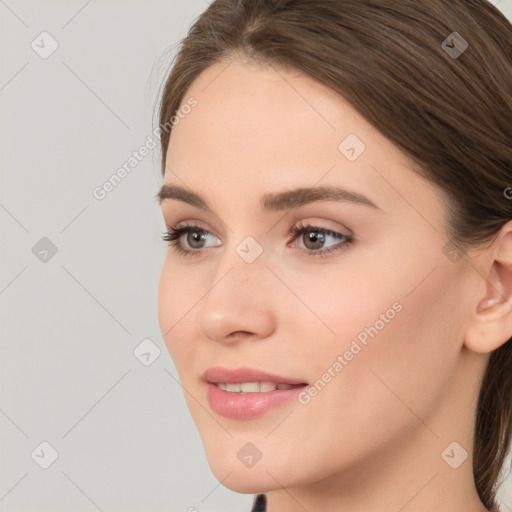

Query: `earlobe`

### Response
(476, 297, 500, 313)
(464, 222, 512, 354)
(465, 298, 512, 354)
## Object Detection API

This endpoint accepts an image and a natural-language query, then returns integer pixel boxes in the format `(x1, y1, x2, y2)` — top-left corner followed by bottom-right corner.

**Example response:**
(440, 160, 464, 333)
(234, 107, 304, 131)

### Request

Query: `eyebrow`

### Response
(156, 183, 382, 212)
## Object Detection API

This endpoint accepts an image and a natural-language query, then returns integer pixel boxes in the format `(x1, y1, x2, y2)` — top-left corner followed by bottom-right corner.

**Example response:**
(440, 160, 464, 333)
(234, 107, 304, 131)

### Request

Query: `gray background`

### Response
(1, 1, 511, 511)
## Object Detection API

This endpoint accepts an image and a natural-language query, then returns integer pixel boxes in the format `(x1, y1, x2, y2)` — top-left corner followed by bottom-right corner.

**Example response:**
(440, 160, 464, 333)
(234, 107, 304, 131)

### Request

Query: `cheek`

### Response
(157, 262, 175, 344)
(287, 237, 459, 380)
(295, 256, 466, 445)
(157, 259, 198, 365)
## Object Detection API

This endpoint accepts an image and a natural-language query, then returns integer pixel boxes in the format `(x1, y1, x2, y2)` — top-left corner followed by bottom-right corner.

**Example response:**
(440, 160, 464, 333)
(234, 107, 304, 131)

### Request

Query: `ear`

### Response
(465, 221, 512, 354)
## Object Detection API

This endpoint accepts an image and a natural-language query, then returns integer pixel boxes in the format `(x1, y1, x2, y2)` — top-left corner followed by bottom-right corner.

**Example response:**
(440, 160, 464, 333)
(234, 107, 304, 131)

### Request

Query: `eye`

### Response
(289, 221, 353, 257)
(161, 220, 353, 259)
(161, 222, 221, 257)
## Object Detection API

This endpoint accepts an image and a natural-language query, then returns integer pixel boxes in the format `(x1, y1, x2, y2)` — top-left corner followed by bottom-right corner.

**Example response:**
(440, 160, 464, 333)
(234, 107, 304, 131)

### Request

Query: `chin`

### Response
(200, 444, 265, 491)
(203, 445, 309, 495)
(219, 477, 269, 495)
(211, 467, 279, 495)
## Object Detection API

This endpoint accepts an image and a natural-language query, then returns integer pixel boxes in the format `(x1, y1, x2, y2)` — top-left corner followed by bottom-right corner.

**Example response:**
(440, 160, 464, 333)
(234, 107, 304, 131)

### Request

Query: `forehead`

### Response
(168, 58, 369, 163)
(164, 57, 445, 222)
(169, 59, 364, 181)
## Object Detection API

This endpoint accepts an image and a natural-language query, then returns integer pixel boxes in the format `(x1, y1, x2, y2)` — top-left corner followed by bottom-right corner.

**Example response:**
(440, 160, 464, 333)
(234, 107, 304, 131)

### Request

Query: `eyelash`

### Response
(161, 220, 354, 259)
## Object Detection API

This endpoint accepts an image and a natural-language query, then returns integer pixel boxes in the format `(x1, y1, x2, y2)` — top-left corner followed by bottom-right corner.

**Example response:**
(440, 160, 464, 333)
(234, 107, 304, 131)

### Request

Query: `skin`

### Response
(157, 55, 512, 512)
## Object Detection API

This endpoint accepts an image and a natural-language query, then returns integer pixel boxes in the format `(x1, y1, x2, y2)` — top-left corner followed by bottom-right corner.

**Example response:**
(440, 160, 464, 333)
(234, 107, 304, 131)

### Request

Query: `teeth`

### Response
(216, 382, 302, 393)
(276, 383, 295, 390)
(240, 382, 261, 392)
(260, 382, 277, 392)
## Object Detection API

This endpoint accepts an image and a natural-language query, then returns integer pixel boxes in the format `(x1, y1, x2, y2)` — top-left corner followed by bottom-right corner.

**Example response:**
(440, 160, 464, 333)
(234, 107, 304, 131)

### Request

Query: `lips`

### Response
(202, 366, 308, 386)
(202, 366, 309, 419)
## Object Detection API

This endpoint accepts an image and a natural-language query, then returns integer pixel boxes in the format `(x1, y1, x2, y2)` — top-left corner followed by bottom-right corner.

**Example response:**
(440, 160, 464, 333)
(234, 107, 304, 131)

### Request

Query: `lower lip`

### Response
(206, 382, 307, 419)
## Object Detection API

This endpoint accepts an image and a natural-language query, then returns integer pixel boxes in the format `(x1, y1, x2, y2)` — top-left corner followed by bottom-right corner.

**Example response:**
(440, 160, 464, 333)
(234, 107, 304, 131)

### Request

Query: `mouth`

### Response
(202, 366, 309, 419)
(202, 365, 308, 389)
(214, 382, 306, 393)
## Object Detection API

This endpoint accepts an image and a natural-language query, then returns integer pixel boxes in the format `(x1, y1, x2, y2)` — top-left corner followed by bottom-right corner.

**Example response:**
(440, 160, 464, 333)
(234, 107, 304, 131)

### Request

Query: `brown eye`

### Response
(302, 230, 328, 250)
(187, 230, 208, 249)
(290, 221, 353, 258)
(161, 224, 221, 257)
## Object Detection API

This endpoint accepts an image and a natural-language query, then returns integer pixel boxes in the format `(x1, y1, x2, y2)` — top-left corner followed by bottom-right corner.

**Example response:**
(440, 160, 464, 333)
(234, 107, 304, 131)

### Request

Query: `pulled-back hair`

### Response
(157, 1, 512, 509)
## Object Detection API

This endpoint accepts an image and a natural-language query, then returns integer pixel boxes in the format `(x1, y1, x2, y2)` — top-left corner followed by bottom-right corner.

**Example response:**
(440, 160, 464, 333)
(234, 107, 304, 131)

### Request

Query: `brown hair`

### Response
(157, 1, 512, 509)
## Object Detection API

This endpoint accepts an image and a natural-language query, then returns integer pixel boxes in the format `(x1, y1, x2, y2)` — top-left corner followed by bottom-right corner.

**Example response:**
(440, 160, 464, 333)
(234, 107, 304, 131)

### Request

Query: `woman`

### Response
(156, 1, 512, 511)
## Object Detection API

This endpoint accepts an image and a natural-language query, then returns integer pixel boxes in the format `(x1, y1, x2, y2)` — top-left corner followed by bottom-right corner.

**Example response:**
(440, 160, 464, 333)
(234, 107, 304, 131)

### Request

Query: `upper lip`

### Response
(202, 366, 308, 385)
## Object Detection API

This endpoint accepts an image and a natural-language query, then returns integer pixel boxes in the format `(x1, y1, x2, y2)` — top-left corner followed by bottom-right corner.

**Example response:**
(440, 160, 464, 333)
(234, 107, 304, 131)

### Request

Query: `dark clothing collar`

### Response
(251, 494, 266, 511)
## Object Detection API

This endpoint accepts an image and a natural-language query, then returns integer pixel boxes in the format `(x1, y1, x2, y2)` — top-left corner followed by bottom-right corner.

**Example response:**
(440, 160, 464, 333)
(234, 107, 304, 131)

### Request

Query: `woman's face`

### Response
(157, 57, 484, 494)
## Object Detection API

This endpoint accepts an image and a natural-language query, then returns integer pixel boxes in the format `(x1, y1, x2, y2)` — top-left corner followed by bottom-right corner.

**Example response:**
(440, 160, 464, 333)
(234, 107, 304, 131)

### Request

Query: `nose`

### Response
(196, 254, 277, 345)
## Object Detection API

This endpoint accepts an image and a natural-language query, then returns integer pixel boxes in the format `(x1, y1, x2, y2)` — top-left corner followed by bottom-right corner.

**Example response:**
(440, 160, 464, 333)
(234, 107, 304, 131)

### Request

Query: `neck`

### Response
(265, 426, 489, 512)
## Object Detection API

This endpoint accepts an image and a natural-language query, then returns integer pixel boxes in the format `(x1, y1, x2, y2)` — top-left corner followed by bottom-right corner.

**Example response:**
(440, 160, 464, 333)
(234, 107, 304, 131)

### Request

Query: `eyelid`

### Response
(167, 218, 351, 244)
(170, 219, 221, 238)
(288, 218, 352, 238)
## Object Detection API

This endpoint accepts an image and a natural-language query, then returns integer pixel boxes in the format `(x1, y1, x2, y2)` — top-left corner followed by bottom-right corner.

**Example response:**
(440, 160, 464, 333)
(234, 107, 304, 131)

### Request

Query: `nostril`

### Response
(227, 331, 253, 338)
